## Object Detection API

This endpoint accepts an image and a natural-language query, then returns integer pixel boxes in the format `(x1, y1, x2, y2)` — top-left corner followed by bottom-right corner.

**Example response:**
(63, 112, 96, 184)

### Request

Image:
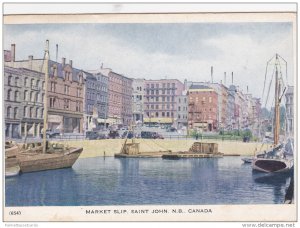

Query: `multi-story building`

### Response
(175, 90, 188, 129)
(208, 83, 228, 130)
(97, 66, 133, 127)
(285, 86, 294, 135)
(4, 66, 45, 139)
(185, 80, 228, 130)
(5, 44, 85, 133)
(226, 85, 236, 130)
(187, 85, 218, 132)
(144, 79, 184, 126)
(132, 79, 145, 124)
(93, 71, 109, 127)
(83, 71, 109, 131)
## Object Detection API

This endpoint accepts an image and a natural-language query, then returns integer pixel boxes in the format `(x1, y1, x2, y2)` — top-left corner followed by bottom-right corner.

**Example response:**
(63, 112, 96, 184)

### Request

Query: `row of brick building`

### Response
(4, 43, 293, 139)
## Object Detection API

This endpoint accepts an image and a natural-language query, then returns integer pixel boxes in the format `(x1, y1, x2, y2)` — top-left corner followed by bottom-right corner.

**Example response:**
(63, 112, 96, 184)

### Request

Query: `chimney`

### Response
(211, 66, 213, 83)
(28, 55, 33, 70)
(231, 72, 233, 84)
(11, 44, 15, 62)
(69, 60, 73, 67)
(56, 44, 58, 62)
(224, 72, 226, 85)
(62, 57, 66, 66)
(101, 63, 103, 69)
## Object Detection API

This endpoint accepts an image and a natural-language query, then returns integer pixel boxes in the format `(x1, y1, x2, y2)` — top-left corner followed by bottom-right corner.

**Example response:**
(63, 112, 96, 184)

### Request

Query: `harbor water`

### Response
(5, 156, 291, 206)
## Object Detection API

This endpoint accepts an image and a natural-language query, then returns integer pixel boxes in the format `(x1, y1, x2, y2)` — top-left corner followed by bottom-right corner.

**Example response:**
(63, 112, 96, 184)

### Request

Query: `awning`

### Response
(106, 118, 122, 124)
(97, 118, 106, 123)
(143, 117, 173, 123)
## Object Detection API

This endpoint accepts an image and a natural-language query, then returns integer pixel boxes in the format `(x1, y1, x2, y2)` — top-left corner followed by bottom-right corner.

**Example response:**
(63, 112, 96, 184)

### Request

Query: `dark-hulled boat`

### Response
(252, 54, 294, 173)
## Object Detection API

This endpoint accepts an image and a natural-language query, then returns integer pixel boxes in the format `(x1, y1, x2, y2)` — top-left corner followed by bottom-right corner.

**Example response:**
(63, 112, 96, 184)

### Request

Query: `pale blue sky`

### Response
(4, 22, 294, 102)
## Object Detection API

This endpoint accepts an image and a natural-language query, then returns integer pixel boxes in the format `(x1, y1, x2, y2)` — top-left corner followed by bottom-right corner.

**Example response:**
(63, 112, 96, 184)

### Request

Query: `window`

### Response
(36, 80, 40, 87)
(30, 91, 34, 102)
(15, 77, 19, 86)
(24, 90, 28, 101)
(36, 108, 39, 118)
(178, 107, 181, 111)
(50, 82, 56, 92)
(14, 107, 18, 119)
(7, 89, 11, 101)
(29, 107, 33, 118)
(24, 106, 27, 117)
(64, 99, 69, 109)
(42, 81, 45, 90)
(162, 112, 165, 117)
(7, 106, 11, 118)
(24, 77, 28, 87)
(8, 75, 12, 85)
(50, 97, 56, 108)
(209, 97, 212, 103)
(167, 112, 170, 117)
(14, 91, 19, 102)
(31, 78, 35, 88)
(41, 108, 44, 118)
(64, 85, 69, 95)
(156, 112, 159, 117)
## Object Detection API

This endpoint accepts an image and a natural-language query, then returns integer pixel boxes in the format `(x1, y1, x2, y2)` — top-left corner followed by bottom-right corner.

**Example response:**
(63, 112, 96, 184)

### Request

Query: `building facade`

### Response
(83, 71, 109, 132)
(5, 44, 85, 133)
(96, 67, 133, 127)
(4, 66, 45, 139)
(175, 91, 188, 129)
(143, 79, 184, 125)
(285, 86, 294, 135)
(132, 79, 145, 124)
(187, 85, 218, 132)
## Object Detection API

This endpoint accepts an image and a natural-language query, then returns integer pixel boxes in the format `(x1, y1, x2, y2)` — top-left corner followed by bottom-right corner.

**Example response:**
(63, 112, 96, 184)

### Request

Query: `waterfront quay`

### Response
(54, 139, 271, 158)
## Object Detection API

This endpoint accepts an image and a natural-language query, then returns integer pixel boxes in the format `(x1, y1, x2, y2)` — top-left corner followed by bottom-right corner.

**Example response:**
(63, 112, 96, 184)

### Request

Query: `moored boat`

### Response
(251, 54, 294, 173)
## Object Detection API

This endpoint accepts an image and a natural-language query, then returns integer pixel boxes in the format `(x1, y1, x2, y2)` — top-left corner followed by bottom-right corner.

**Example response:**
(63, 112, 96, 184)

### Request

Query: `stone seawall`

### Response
(55, 139, 271, 158)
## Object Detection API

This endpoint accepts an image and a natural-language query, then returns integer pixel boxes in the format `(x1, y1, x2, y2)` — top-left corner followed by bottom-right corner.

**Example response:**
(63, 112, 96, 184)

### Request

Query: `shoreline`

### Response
(54, 139, 272, 159)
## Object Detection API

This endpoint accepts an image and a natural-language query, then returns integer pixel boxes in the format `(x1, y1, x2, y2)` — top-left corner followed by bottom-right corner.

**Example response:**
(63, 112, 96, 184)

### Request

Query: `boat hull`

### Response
(252, 158, 293, 173)
(5, 165, 20, 177)
(18, 147, 83, 173)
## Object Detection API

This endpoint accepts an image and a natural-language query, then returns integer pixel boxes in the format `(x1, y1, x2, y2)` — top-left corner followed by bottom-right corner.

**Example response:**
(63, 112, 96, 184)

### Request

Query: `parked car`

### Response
(86, 131, 108, 140)
(108, 130, 120, 139)
(41, 129, 61, 138)
(121, 131, 134, 139)
(141, 131, 164, 139)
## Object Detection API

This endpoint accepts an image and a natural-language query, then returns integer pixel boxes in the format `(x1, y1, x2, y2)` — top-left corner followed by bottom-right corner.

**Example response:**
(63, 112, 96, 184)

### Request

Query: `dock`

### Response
(162, 152, 224, 159)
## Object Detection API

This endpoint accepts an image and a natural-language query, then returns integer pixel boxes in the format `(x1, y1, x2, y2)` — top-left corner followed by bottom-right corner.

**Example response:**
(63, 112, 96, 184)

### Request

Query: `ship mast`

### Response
(43, 40, 49, 153)
(274, 54, 280, 146)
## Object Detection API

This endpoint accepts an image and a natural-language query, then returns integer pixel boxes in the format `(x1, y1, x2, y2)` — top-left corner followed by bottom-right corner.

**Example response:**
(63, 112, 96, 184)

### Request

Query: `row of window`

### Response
(87, 81, 108, 92)
(146, 111, 174, 118)
(8, 74, 45, 90)
(146, 89, 176, 95)
(49, 97, 82, 112)
(146, 83, 176, 89)
(87, 92, 108, 103)
(146, 104, 175, 110)
(6, 106, 44, 119)
(7, 89, 45, 103)
(145, 96, 175, 102)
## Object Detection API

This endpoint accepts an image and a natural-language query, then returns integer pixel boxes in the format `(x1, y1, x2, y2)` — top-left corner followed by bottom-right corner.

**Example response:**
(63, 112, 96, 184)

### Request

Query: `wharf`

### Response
(162, 152, 224, 159)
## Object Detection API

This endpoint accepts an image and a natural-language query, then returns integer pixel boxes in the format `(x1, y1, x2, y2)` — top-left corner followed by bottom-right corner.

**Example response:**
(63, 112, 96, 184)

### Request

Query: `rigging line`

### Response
(277, 54, 288, 84)
(264, 65, 275, 108)
(262, 60, 270, 102)
(262, 55, 276, 100)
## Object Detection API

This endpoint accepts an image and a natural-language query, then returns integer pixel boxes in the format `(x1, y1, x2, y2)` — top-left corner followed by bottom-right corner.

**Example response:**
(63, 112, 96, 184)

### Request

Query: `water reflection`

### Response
(5, 156, 290, 206)
(252, 171, 290, 204)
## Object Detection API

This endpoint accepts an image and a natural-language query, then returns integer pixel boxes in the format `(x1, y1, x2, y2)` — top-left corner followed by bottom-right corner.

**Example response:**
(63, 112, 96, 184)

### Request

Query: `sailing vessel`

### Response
(5, 142, 20, 177)
(252, 54, 294, 173)
(5, 40, 83, 173)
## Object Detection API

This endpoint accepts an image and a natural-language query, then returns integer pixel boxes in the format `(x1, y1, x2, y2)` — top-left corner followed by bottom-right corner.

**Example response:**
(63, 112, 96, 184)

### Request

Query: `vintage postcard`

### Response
(2, 3, 297, 224)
